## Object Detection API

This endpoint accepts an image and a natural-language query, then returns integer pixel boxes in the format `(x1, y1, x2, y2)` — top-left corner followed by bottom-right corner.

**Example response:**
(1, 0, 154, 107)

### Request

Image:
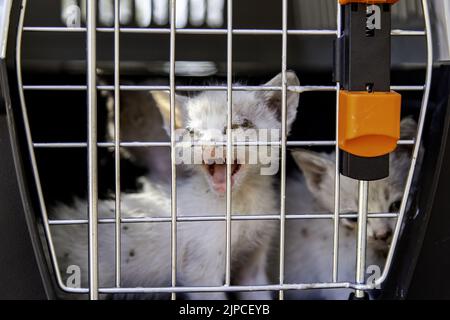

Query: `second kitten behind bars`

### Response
(51, 72, 301, 299)
(282, 117, 417, 300)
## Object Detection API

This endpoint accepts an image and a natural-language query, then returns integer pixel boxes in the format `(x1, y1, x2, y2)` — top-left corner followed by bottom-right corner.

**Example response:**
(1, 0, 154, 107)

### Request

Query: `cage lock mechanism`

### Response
(334, 0, 401, 181)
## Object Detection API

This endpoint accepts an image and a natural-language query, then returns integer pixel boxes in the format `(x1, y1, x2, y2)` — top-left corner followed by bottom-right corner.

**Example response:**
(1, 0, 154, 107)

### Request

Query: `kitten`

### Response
(51, 72, 301, 300)
(283, 118, 416, 299)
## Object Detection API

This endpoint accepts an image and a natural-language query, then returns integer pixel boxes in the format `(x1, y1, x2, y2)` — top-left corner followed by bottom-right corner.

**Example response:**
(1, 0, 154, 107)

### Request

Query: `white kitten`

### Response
(283, 118, 416, 300)
(51, 72, 301, 300)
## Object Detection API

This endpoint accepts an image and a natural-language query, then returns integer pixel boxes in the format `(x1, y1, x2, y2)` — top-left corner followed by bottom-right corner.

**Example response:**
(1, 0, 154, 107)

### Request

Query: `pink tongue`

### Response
(212, 164, 227, 184)
(211, 164, 234, 193)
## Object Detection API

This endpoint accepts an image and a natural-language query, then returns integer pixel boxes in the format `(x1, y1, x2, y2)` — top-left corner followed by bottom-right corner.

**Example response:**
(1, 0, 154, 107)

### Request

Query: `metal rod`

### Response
(278, 0, 288, 300)
(23, 27, 87, 32)
(355, 181, 368, 298)
(113, 0, 121, 289)
(23, 85, 338, 92)
(22, 26, 425, 36)
(56, 280, 364, 295)
(391, 85, 425, 91)
(15, 0, 75, 294)
(22, 84, 425, 92)
(169, 0, 177, 300)
(87, 0, 99, 300)
(33, 142, 171, 148)
(224, 0, 232, 287)
(32, 139, 415, 149)
(332, 1, 342, 284)
(391, 29, 426, 36)
(96, 281, 347, 293)
(48, 212, 398, 226)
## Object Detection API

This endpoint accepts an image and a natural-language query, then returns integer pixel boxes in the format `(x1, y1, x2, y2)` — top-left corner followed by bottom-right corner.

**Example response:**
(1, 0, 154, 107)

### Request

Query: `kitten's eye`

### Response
(241, 119, 253, 129)
(186, 127, 195, 135)
(225, 120, 253, 133)
(389, 200, 402, 213)
(343, 216, 357, 231)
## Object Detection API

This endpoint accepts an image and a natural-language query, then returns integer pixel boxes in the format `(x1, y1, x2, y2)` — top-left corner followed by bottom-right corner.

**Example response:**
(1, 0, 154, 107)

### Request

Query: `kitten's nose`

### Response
(202, 145, 225, 163)
(374, 229, 393, 241)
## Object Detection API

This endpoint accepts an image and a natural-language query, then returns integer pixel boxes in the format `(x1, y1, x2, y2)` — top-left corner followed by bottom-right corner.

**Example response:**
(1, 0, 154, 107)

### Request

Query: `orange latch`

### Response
(338, 91, 401, 158)
(339, 0, 399, 4)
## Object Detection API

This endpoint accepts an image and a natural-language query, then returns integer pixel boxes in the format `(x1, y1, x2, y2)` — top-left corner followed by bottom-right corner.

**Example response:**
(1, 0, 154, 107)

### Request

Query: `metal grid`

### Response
(15, 0, 432, 299)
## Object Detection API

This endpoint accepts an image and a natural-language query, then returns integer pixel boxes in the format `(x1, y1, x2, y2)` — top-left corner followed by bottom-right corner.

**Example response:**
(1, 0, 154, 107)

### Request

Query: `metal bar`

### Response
(22, 26, 425, 36)
(288, 140, 337, 147)
(23, 27, 87, 32)
(15, 0, 75, 295)
(278, 0, 288, 300)
(287, 30, 336, 35)
(355, 181, 368, 298)
(332, 1, 342, 284)
(98, 281, 354, 293)
(391, 85, 425, 91)
(113, 0, 121, 289)
(87, 0, 99, 300)
(291, 85, 336, 92)
(391, 29, 426, 36)
(48, 212, 399, 226)
(23, 85, 88, 90)
(373, 0, 434, 289)
(32, 139, 416, 149)
(169, 0, 177, 300)
(33, 142, 171, 148)
(57, 279, 384, 294)
(224, 0, 233, 287)
(22, 84, 425, 92)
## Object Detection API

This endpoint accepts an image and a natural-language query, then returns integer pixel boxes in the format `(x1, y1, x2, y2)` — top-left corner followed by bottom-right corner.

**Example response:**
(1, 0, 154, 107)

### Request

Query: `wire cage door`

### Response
(15, 0, 432, 300)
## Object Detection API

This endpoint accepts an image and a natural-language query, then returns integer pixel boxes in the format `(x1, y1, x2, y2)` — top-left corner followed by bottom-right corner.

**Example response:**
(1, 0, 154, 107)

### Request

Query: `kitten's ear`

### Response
(400, 117, 417, 139)
(257, 71, 300, 132)
(291, 149, 334, 193)
(393, 117, 418, 156)
(150, 91, 188, 133)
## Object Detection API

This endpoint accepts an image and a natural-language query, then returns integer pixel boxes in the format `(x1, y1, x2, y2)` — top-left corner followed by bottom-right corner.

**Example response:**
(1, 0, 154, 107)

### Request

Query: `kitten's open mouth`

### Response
(205, 161, 242, 194)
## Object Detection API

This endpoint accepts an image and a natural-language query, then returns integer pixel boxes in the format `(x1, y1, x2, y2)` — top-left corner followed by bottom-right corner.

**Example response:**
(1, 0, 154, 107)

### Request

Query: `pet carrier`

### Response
(0, 0, 449, 300)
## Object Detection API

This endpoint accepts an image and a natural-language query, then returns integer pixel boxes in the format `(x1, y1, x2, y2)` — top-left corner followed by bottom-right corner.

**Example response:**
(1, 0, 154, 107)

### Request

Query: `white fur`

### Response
(283, 118, 416, 300)
(52, 72, 301, 300)
(283, 171, 388, 300)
